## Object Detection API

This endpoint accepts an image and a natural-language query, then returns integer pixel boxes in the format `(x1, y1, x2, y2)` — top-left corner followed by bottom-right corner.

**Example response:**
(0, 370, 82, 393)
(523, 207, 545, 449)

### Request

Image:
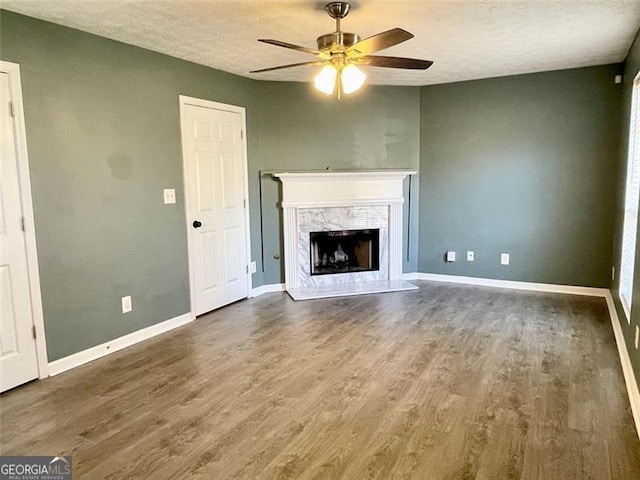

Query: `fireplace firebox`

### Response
(310, 229, 380, 276)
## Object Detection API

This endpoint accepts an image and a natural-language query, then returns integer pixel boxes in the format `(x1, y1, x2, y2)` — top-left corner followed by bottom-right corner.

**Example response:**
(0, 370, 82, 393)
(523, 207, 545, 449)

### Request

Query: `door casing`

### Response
(1, 61, 48, 379)
(179, 95, 252, 316)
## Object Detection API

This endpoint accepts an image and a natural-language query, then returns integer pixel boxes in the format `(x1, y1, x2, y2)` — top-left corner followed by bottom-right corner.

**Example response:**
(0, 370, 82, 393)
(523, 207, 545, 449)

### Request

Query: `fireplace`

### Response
(310, 229, 380, 276)
(273, 171, 418, 300)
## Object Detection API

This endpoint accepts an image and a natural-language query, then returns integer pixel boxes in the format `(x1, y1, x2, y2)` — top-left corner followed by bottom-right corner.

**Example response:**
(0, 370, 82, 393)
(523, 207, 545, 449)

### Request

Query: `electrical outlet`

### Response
(121, 295, 132, 314)
(501, 253, 510, 265)
(446, 251, 456, 262)
(635, 325, 639, 350)
(163, 188, 176, 204)
(467, 251, 474, 262)
(251, 261, 257, 273)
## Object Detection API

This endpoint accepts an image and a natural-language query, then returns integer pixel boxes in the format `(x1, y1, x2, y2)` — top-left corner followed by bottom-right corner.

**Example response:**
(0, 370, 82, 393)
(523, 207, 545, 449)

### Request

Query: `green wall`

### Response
(253, 81, 421, 283)
(611, 27, 640, 388)
(0, 11, 420, 361)
(0, 10, 259, 361)
(419, 66, 622, 287)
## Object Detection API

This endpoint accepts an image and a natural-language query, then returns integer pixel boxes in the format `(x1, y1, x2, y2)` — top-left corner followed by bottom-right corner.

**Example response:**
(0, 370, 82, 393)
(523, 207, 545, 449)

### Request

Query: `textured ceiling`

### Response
(1, 1, 639, 86)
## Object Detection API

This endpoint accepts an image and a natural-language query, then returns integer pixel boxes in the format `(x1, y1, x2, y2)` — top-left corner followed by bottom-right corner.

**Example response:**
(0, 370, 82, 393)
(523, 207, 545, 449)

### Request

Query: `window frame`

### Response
(619, 72, 640, 323)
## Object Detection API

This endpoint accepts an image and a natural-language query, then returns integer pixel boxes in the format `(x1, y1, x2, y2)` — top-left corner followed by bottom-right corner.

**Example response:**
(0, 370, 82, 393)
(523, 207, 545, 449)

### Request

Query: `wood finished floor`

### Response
(1, 281, 639, 479)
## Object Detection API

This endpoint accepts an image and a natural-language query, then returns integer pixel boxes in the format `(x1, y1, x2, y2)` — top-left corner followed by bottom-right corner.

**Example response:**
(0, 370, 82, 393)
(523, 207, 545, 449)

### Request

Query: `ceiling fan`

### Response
(250, 2, 433, 98)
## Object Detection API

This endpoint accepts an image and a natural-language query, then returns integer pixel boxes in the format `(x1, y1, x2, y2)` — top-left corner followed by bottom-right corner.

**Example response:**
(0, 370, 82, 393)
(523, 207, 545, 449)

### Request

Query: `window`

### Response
(620, 74, 640, 322)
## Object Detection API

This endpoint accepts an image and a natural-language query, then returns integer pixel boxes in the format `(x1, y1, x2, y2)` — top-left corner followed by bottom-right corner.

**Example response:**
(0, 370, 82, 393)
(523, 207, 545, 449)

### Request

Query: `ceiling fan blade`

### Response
(359, 55, 433, 70)
(250, 61, 323, 73)
(346, 28, 414, 56)
(257, 39, 321, 56)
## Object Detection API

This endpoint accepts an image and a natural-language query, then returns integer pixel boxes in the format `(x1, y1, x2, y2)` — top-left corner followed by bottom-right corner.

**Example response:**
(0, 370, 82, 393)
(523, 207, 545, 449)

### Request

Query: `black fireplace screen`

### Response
(310, 229, 380, 276)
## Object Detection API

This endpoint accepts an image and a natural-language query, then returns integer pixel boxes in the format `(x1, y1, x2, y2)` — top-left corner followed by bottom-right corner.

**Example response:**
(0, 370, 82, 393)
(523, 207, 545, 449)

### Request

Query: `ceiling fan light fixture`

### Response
(341, 64, 366, 94)
(254, 2, 432, 99)
(314, 64, 337, 95)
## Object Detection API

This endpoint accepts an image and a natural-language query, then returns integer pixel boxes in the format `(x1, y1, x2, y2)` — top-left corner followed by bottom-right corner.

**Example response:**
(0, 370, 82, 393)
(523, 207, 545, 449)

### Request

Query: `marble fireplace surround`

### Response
(273, 171, 418, 300)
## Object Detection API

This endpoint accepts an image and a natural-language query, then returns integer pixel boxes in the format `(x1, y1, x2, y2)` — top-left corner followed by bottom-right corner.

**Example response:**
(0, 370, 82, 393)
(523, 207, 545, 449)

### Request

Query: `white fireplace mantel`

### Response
(273, 170, 418, 300)
(274, 171, 414, 208)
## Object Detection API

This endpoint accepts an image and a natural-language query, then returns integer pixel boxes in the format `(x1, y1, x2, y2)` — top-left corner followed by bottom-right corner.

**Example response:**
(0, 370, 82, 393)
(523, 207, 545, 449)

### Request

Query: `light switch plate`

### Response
(501, 253, 510, 265)
(122, 295, 132, 314)
(467, 251, 474, 262)
(163, 188, 176, 204)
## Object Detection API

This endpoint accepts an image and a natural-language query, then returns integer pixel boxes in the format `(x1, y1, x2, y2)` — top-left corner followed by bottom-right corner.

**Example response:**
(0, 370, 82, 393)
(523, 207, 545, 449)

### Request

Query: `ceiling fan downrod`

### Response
(317, 2, 359, 51)
(325, 1, 351, 31)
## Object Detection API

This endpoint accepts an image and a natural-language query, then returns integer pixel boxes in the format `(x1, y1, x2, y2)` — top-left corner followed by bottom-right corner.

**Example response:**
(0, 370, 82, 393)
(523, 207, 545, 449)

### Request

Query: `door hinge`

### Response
(20, 216, 25, 231)
(243, 198, 246, 208)
(32, 326, 37, 339)
(246, 265, 249, 273)
(240, 130, 244, 140)
(9, 101, 15, 118)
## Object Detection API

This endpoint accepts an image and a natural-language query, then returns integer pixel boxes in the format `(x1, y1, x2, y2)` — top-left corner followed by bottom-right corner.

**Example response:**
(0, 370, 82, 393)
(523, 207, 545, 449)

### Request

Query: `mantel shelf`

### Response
(272, 170, 416, 180)
(273, 170, 414, 207)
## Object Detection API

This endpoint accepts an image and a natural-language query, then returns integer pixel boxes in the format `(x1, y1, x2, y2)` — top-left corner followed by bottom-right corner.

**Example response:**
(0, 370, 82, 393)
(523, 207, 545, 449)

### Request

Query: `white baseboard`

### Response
(403, 272, 608, 297)
(48, 312, 194, 376)
(401, 272, 422, 281)
(250, 283, 286, 297)
(257, 275, 607, 299)
(604, 292, 640, 439)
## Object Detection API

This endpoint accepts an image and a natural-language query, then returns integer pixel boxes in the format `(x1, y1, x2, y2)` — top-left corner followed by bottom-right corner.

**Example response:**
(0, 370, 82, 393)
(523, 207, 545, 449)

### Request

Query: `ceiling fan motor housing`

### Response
(316, 32, 360, 51)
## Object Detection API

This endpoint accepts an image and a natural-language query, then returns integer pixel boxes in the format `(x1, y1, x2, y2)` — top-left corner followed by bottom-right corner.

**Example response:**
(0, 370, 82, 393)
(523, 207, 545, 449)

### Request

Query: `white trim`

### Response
(48, 312, 194, 376)
(621, 295, 632, 324)
(618, 71, 640, 326)
(250, 283, 286, 297)
(404, 272, 608, 297)
(389, 203, 404, 280)
(402, 272, 423, 281)
(178, 95, 252, 316)
(604, 291, 640, 439)
(273, 170, 415, 209)
(281, 198, 406, 208)
(273, 171, 417, 179)
(0, 61, 49, 379)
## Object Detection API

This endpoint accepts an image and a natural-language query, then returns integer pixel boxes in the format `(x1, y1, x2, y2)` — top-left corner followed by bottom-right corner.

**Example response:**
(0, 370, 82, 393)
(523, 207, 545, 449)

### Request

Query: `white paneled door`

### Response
(0, 72, 39, 391)
(181, 100, 249, 316)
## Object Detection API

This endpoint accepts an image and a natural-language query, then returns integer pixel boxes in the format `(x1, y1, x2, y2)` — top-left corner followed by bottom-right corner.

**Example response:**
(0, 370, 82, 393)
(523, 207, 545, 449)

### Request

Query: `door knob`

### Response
(192, 220, 202, 228)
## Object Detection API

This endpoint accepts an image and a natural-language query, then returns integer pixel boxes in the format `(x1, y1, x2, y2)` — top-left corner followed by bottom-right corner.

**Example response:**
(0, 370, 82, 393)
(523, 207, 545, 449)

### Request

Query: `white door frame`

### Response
(179, 95, 252, 316)
(1, 61, 49, 378)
